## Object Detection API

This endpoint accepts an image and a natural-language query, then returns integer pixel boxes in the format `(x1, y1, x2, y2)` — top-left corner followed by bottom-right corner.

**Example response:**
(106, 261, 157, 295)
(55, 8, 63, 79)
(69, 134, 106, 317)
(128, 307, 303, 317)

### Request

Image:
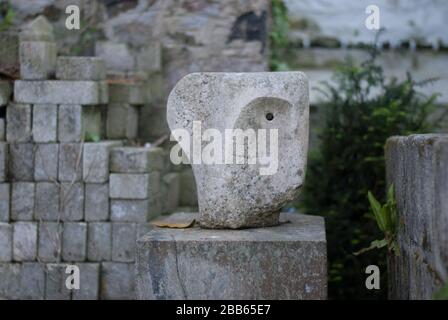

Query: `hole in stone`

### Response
(266, 112, 274, 121)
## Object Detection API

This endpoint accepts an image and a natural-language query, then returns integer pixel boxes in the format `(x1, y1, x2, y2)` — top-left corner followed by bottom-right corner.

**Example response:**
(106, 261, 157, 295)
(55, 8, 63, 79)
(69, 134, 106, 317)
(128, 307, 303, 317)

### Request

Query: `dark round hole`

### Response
(266, 112, 274, 121)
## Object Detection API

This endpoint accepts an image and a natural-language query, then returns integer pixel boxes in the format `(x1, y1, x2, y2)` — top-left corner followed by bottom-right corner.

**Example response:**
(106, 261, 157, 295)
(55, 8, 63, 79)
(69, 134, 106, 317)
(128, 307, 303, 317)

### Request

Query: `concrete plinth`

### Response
(136, 212, 327, 300)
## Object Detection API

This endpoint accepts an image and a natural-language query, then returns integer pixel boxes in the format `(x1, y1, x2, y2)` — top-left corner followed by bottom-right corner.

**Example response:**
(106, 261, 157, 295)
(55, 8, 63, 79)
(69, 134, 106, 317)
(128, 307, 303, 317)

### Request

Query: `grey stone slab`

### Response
(62, 222, 87, 262)
(0, 183, 10, 221)
(161, 172, 180, 214)
(84, 183, 109, 221)
(58, 104, 103, 143)
(136, 212, 327, 300)
(106, 103, 139, 139)
(45, 263, 71, 300)
(72, 263, 100, 300)
(0, 142, 7, 182)
(136, 42, 161, 72)
(14, 80, 108, 105)
(109, 83, 146, 104)
(110, 147, 164, 173)
(87, 222, 111, 261)
(8, 143, 34, 181)
(0, 223, 12, 262)
(20, 16, 54, 42)
(0, 32, 19, 80)
(95, 41, 135, 72)
(32, 104, 58, 142)
(19, 41, 56, 80)
(56, 56, 106, 80)
(58, 143, 83, 182)
(110, 199, 150, 223)
(19, 262, 45, 300)
(109, 173, 159, 200)
(0, 81, 12, 106)
(101, 262, 135, 300)
(11, 182, 35, 221)
(179, 167, 198, 206)
(6, 103, 32, 142)
(83, 141, 122, 183)
(38, 222, 62, 262)
(0, 263, 21, 299)
(34, 143, 59, 181)
(13, 222, 37, 261)
(112, 223, 137, 262)
(0, 118, 5, 141)
(35, 182, 60, 221)
(60, 182, 84, 221)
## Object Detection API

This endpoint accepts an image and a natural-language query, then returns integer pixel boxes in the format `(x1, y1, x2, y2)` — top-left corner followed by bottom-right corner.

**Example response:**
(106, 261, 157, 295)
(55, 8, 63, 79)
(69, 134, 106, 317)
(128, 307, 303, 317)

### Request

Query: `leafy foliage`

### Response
(301, 47, 441, 299)
(269, 0, 290, 71)
(0, 1, 14, 32)
(433, 283, 448, 300)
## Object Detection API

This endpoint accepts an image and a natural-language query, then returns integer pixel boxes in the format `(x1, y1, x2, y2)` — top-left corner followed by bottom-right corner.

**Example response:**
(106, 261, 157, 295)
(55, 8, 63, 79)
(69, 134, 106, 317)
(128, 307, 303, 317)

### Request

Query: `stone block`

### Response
(60, 182, 84, 221)
(112, 223, 137, 262)
(11, 182, 35, 221)
(0, 81, 12, 106)
(72, 263, 100, 300)
(111, 199, 157, 222)
(110, 147, 164, 173)
(109, 173, 159, 199)
(56, 56, 106, 80)
(62, 222, 87, 262)
(58, 143, 83, 182)
(87, 222, 111, 261)
(19, 41, 56, 80)
(14, 80, 108, 105)
(32, 104, 58, 142)
(162, 172, 180, 213)
(20, 16, 55, 42)
(136, 42, 162, 72)
(19, 262, 46, 299)
(0, 32, 19, 77)
(0, 142, 7, 181)
(34, 143, 59, 181)
(13, 222, 37, 261)
(58, 104, 102, 142)
(83, 141, 122, 183)
(45, 263, 71, 300)
(101, 262, 135, 300)
(0, 118, 5, 141)
(179, 167, 198, 206)
(109, 83, 146, 104)
(136, 212, 327, 300)
(6, 103, 32, 142)
(106, 103, 139, 139)
(85, 183, 109, 221)
(0, 183, 10, 221)
(9, 143, 34, 181)
(0, 263, 20, 299)
(35, 182, 60, 221)
(38, 222, 62, 262)
(0, 223, 12, 262)
(95, 41, 135, 71)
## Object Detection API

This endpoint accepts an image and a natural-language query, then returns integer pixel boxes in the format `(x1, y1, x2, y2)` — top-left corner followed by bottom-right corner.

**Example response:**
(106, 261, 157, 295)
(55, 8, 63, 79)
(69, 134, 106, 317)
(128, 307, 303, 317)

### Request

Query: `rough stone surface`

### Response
(179, 167, 198, 206)
(136, 212, 327, 299)
(14, 80, 108, 105)
(20, 262, 45, 299)
(58, 143, 82, 182)
(34, 143, 59, 181)
(0, 263, 20, 299)
(32, 104, 58, 142)
(136, 42, 162, 72)
(109, 83, 146, 104)
(0, 223, 13, 262)
(11, 182, 35, 221)
(9, 143, 35, 181)
(35, 182, 60, 221)
(386, 134, 448, 300)
(0, 118, 5, 141)
(0, 142, 7, 182)
(0, 183, 10, 221)
(0, 32, 19, 80)
(58, 105, 102, 142)
(45, 263, 71, 300)
(62, 222, 87, 261)
(19, 41, 57, 80)
(110, 199, 153, 222)
(20, 15, 55, 42)
(87, 222, 112, 261)
(106, 103, 139, 139)
(13, 222, 37, 261)
(6, 103, 32, 142)
(110, 147, 163, 173)
(60, 182, 84, 221)
(38, 222, 62, 262)
(161, 172, 180, 214)
(95, 41, 135, 72)
(72, 263, 100, 300)
(83, 141, 122, 183)
(112, 223, 137, 262)
(56, 56, 106, 80)
(0, 81, 12, 107)
(109, 173, 159, 200)
(101, 262, 135, 300)
(85, 183, 109, 221)
(167, 72, 309, 228)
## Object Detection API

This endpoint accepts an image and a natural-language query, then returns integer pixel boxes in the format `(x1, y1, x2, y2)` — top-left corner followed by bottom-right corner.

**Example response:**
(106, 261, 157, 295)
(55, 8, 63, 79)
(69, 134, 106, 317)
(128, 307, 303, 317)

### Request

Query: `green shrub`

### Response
(301, 47, 442, 299)
(269, 0, 289, 71)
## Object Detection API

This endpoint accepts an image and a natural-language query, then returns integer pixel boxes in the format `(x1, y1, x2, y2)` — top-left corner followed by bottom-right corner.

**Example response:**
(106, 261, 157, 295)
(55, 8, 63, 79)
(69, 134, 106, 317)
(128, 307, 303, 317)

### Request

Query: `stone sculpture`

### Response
(167, 72, 309, 228)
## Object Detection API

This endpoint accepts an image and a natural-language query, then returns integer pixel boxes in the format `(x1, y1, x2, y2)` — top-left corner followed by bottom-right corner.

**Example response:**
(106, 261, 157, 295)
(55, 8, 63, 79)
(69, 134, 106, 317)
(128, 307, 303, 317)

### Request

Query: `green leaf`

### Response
(353, 238, 387, 256)
(433, 283, 448, 300)
(368, 191, 385, 231)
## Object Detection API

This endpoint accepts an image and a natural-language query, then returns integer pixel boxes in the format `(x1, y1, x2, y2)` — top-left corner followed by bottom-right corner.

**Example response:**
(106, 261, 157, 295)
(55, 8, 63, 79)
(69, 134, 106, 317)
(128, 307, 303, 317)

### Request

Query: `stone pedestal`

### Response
(136, 212, 327, 300)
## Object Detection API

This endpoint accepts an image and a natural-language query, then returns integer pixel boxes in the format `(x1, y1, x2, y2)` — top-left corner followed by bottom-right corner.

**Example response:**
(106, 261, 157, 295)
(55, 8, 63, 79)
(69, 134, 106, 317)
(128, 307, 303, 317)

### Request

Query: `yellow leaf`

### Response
(151, 219, 196, 229)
